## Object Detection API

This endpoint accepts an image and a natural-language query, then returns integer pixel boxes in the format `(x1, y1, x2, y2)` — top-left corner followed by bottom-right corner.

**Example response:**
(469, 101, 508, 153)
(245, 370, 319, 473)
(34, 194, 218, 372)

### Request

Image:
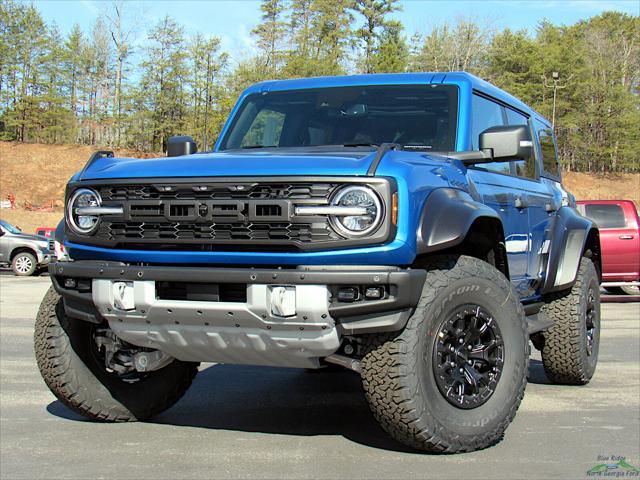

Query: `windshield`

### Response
(220, 84, 458, 151)
(0, 220, 21, 234)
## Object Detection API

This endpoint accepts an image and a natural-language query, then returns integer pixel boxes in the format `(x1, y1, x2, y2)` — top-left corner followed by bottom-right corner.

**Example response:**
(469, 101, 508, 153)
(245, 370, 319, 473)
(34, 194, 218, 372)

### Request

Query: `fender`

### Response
(54, 218, 65, 244)
(542, 206, 601, 294)
(416, 188, 502, 254)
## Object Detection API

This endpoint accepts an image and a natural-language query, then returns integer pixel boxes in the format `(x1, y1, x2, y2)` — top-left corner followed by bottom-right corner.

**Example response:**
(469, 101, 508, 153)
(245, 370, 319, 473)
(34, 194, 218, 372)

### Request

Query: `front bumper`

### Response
(36, 250, 52, 265)
(50, 261, 426, 368)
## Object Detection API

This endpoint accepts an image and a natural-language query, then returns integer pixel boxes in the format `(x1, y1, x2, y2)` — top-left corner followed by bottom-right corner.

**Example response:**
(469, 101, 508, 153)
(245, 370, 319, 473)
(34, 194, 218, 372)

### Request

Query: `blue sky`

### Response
(36, 0, 639, 65)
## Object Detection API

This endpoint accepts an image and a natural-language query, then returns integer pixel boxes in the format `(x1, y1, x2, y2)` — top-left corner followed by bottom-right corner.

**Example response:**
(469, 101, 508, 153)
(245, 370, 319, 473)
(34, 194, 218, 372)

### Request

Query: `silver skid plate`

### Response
(92, 280, 340, 368)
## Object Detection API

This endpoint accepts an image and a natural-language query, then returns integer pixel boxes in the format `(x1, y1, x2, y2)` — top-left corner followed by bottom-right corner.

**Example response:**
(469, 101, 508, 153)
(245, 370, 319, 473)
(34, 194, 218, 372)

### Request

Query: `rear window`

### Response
(583, 204, 626, 229)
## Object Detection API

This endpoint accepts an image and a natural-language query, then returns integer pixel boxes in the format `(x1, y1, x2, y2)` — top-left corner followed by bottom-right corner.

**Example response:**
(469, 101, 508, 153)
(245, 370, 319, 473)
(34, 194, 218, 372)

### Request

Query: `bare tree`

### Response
(105, 1, 141, 145)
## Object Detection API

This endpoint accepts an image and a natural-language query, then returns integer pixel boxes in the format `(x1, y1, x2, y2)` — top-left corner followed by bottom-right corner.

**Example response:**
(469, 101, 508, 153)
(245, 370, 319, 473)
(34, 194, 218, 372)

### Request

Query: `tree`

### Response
(139, 15, 188, 151)
(370, 20, 408, 73)
(63, 24, 83, 119)
(485, 28, 541, 105)
(105, 1, 138, 146)
(352, 0, 400, 73)
(188, 34, 227, 149)
(411, 17, 494, 74)
(252, 0, 288, 74)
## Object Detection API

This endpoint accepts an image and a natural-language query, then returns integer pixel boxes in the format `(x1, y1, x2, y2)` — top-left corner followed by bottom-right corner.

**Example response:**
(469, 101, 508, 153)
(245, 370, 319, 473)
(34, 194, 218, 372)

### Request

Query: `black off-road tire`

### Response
(12, 251, 37, 276)
(541, 257, 600, 385)
(34, 287, 199, 421)
(360, 255, 529, 453)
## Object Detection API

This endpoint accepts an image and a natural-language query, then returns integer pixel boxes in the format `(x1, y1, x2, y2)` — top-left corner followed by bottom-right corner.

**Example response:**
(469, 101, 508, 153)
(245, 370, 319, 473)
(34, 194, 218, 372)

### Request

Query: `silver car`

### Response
(0, 220, 52, 276)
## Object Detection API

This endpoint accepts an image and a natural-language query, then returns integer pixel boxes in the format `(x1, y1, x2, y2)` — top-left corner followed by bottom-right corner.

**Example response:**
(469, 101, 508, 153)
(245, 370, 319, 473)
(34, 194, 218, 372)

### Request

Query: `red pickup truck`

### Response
(577, 200, 639, 295)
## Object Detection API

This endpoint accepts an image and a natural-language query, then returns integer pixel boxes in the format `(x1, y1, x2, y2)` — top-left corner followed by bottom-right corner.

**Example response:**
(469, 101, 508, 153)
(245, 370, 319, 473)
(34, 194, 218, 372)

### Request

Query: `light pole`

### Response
(542, 71, 573, 129)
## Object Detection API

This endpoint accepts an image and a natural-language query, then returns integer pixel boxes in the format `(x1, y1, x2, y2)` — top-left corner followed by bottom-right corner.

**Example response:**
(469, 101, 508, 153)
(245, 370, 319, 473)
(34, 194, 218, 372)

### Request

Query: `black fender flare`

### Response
(416, 188, 503, 254)
(542, 206, 601, 294)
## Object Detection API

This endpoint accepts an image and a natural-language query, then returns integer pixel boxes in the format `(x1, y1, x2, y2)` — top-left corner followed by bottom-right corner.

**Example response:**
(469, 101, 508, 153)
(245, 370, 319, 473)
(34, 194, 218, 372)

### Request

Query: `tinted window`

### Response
(505, 108, 536, 179)
(584, 204, 626, 229)
(36, 230, 45, 236)
(536, 121, 559, 177)
(471, 94, 509, 174)
(221, 85, 458, 151)
(240, 109, 285, 148)
(505, 108, 526, 126)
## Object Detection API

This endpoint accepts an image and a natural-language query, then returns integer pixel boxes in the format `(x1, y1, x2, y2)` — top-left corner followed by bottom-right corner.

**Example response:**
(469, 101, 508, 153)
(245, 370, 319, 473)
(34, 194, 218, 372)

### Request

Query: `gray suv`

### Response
(0, 220, 52, 276)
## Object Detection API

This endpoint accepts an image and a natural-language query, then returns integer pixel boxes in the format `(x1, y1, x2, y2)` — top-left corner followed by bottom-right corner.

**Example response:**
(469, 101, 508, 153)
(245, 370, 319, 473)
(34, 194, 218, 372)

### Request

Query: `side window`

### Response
(240, 109, 285, 148)
(471, 94, 510, 175)
(505, 108, 536, 179)
(583, 204, 627, 229)
(536, 120, 560, 177)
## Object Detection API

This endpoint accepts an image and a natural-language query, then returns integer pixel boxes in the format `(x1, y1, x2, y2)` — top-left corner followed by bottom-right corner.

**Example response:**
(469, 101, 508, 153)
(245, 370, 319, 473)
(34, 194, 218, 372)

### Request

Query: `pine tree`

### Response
(252, 0, 288, 74)
(188, 34, 227, 150)
(352, 0, 400, 73)
(139, 15, 188, 151)
(370, 20, 408, 73)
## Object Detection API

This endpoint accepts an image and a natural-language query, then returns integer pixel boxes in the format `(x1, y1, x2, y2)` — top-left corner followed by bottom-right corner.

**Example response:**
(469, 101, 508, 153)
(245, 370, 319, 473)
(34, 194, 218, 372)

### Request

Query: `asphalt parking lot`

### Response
(0, 275, 638, 480)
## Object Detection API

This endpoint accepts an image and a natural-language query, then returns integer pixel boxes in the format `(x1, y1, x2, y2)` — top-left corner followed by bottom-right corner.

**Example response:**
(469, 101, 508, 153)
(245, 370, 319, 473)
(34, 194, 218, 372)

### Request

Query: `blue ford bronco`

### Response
(35, 72, 601, 453)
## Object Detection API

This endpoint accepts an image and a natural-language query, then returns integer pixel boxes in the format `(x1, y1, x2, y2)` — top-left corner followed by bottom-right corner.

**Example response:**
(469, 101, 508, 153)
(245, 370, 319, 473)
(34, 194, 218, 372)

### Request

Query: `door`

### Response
(579, 202, 640, 281)
(523, 119, 562, 294)
(467, 94, 531, 294)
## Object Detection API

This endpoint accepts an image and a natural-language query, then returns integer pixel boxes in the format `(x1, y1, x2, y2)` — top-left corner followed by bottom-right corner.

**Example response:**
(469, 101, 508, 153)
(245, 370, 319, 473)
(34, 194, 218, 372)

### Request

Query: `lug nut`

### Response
(467, 345, 472, 350)
(450, 361, 456, 367)
(467, 360, 473, 365)
(459, 338, 464, 344)
(450, 346, 455, 352)
(459, 368, 464, 373)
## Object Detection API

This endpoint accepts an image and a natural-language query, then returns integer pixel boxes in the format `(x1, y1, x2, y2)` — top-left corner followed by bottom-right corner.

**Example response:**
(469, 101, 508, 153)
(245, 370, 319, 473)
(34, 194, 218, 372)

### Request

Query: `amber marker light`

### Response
(391, 192, 398, 226)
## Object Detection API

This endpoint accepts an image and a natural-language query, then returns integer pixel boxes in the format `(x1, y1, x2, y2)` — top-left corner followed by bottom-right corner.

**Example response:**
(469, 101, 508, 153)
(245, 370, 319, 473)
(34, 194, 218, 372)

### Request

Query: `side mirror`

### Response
(167, 136, 197, 157)
(479, 125, 532, 162)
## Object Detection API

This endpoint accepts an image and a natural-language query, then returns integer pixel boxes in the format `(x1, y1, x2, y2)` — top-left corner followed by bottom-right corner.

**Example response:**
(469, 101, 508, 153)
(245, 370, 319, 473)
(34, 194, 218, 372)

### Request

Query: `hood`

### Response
(79, 150, 378, 180)
(13, 233, 48, 244)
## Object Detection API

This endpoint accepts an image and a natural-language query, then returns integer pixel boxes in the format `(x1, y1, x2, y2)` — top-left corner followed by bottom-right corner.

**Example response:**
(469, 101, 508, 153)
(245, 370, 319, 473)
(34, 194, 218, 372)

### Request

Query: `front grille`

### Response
(89, 180, 343, 250)
(68, 178, 393, 252)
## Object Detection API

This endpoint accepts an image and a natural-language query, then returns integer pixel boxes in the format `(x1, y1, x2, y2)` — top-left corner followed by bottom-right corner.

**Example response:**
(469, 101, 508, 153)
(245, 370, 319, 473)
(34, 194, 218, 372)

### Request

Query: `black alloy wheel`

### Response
(585, 288, 597, 356)
(433, 305, 505, 409)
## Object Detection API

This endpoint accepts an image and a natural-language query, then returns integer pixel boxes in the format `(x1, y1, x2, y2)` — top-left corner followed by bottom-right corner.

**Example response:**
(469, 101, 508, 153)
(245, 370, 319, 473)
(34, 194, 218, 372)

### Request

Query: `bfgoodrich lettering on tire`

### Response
(360, 255, 529, 453)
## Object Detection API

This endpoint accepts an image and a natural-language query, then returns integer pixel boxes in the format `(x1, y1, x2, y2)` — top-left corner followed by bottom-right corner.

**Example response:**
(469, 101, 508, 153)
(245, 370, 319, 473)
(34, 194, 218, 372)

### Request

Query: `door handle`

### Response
(515, 196, 528, 209)
(619, 234, 635, 240)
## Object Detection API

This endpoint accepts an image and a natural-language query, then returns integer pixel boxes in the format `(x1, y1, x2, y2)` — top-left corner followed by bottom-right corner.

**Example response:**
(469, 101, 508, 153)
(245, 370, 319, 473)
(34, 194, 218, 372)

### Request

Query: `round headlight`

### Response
(330, 185, 383, 237)
(67, 188, 101, 235)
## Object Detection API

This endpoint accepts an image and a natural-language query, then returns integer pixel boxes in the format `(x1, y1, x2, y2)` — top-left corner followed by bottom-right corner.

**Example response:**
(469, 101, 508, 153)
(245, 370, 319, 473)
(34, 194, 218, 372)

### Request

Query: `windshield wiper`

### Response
(240, 144, 277, 149)
(342, 142, 379, 147)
